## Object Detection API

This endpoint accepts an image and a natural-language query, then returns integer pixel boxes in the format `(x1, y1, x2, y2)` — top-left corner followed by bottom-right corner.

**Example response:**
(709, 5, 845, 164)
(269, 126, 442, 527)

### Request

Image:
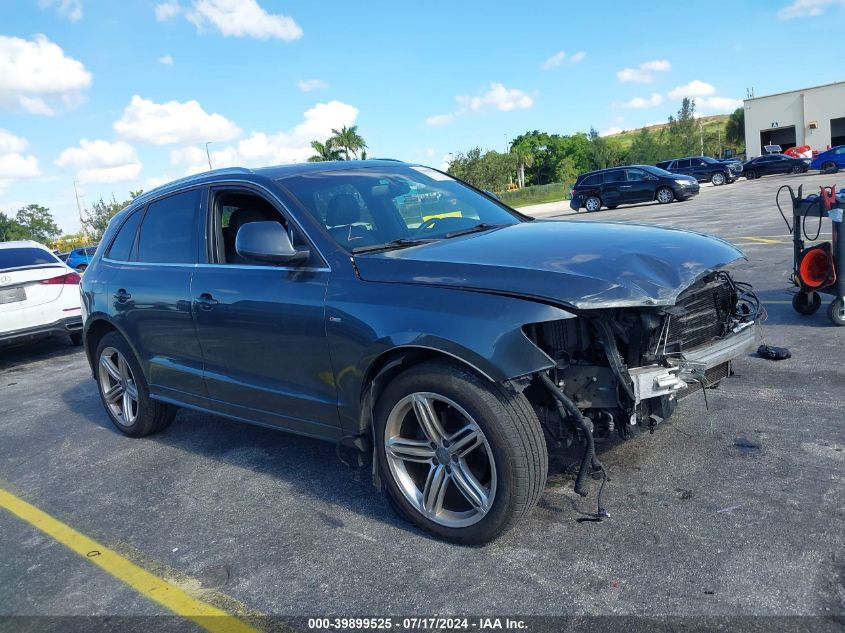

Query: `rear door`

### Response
(108, 188, 206, 402)
(601, 170, 626, 206)
(673, 158, 693, 177)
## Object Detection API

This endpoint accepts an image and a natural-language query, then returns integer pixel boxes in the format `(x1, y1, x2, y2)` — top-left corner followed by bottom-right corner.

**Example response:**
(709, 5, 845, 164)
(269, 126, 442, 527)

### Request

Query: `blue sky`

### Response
(1, 0, 843, 233)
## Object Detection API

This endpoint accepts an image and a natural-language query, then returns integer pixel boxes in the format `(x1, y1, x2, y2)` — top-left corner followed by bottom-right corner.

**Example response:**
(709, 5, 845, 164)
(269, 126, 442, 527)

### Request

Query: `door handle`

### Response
(620, 185, 632, 188)
(113, 289, 131, 303)
(196, 293, 219, 310)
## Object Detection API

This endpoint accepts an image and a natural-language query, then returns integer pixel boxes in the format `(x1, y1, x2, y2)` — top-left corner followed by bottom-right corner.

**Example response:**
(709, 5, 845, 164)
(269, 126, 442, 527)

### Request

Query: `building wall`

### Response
(744, 81, 845, 157)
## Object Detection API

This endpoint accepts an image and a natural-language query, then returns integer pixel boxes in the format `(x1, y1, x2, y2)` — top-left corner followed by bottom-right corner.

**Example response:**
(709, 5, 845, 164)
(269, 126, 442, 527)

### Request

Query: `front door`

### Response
(191, 186, 340, 439)
(624, 168, 654, 203)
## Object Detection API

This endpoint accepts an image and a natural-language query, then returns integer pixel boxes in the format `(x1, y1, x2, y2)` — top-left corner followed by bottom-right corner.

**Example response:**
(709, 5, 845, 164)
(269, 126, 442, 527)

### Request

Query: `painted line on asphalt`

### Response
(0, 486, 259, 633)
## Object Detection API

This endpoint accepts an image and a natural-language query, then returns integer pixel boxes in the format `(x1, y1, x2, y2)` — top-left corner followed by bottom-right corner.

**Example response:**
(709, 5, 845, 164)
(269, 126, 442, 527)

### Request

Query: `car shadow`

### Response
(0, 337, 82, 372)
(61, 383, 433, 541)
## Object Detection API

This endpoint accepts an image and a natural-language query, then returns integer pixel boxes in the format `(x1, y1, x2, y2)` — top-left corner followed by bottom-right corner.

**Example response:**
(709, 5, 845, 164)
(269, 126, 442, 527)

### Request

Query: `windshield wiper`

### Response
(443, 223, 508, 239)
(351, 238, 438, 254)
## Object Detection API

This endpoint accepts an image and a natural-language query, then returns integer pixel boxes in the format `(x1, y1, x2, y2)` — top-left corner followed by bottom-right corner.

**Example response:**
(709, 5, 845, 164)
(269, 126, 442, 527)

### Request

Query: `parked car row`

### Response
(569, 146, 842, 213)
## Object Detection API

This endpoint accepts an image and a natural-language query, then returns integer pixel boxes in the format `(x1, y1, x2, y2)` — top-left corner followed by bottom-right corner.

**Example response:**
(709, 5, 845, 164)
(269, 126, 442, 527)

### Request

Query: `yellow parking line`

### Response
(733, 237, 786, 244)
(0, 487, 259, 633)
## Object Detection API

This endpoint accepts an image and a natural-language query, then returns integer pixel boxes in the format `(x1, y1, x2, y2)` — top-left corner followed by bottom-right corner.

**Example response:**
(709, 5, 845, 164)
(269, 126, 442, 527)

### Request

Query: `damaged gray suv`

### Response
(80, 160, 761, 544)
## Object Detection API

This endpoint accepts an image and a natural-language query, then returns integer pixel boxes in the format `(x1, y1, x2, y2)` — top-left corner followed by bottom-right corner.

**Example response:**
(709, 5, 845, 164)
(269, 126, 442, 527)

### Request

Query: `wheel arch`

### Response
(83, 316, 139, 379)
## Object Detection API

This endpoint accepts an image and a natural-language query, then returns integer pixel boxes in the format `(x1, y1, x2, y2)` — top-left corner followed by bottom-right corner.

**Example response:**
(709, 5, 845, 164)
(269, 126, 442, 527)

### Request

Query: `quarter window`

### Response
(106, 209, 143, 261)
(137, 190, 200, 264)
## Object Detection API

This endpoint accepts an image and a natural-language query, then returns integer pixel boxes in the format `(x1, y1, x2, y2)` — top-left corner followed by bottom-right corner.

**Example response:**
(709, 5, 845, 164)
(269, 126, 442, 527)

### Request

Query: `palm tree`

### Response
(329, 125, 367, 160)
(307, 140, 342, 162)
(511, 141, 534, 189)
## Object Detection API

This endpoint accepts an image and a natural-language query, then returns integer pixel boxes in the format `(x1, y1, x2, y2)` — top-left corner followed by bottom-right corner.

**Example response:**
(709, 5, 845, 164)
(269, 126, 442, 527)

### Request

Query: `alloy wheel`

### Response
(384, 392, 497, 528)
(98, 346, 139, 426)
(585, 196, 601, 212)
(712, 172, 725, 185)
(657, 188, 673, 203)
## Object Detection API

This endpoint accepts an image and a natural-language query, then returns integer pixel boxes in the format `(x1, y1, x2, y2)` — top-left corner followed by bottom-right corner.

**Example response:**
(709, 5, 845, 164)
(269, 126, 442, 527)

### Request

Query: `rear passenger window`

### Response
(676, 159, 691, 168)
(137, 190, 200, 264)
(604, 170, 625, 183)
(106, 210, 143, 261)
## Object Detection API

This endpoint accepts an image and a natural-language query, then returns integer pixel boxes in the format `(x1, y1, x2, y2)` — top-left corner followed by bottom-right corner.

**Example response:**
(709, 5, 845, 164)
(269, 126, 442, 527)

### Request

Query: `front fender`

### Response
(326, 279, 575, 431)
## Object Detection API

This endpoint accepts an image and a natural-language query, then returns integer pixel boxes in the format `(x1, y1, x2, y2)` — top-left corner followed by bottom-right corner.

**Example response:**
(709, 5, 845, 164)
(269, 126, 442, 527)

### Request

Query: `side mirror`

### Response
(235, 221, 309, 265)
(483, 190, 501, 200)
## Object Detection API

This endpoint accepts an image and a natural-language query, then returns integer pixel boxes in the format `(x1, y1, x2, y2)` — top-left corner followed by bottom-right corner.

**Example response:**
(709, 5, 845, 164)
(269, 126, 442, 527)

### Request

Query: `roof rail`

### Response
(132, 167, 255, 206)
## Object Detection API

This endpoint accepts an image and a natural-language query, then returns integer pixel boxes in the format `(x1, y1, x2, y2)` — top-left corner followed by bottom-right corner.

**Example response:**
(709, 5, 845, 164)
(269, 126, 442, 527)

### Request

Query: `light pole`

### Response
(205, 142, 213, 171)
(73, 180, 86, 238)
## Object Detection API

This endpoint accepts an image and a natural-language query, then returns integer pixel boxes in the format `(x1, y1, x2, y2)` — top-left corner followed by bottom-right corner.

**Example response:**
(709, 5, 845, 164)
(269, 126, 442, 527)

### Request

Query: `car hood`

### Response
(353, 221, 745, 309)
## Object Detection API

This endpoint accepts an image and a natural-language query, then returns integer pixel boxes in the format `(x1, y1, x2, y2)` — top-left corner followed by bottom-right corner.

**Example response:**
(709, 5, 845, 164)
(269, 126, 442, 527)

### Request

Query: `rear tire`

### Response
(792, 291, 821, 315)
(745, 170, 757, 180)
(711, 171, 726, 186)
(584, 195, 601, 212)
(791, 164, 803, 174)
(822, 161, 836, 171)
(95, 332, 176, 437)
(375, 361, 547, 545)
(76, 264, 87, 272)
(656, 187, 674, 204)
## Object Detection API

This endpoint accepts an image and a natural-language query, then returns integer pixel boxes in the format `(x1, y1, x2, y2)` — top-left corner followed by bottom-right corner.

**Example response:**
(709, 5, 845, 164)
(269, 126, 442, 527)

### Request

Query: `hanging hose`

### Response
(538, 372, 604, 498)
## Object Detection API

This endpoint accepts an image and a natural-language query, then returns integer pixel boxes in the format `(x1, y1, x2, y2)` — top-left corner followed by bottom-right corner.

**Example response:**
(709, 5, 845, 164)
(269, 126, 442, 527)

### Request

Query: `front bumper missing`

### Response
(629, 323, 759, 403)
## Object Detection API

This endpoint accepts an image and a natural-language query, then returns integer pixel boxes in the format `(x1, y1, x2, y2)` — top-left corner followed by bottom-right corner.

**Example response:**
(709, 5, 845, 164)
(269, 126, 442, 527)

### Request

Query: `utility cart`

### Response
(786, 185, 845, 326)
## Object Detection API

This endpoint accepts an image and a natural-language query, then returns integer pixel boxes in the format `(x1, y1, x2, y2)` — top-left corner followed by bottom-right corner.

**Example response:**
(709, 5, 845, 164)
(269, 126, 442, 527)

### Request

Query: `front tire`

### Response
(656, 187, 674, 204)
(375, 361, 547, 545)
(95, 332, 176, 437)
(711, 171, 726, 186)
(584, 195, 601, 212)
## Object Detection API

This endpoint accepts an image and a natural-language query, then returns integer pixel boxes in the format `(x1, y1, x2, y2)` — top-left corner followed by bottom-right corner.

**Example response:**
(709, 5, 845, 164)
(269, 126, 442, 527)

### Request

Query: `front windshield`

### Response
(278, 165, 521, 252)
(641, 165, 673, 177)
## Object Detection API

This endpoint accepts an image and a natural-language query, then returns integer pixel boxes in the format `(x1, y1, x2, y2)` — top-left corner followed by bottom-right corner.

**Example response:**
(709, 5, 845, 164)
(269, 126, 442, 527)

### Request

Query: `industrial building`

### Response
(743, 80, 845, 157)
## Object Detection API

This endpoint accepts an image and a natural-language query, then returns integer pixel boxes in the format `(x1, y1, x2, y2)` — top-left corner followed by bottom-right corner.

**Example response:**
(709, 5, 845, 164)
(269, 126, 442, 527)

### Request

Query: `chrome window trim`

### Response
(101, 257, 330, 274)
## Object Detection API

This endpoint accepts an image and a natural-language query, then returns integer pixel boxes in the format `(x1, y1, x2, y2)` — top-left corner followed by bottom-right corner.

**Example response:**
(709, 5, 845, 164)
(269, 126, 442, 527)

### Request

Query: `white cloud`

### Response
(424, 148, 436, 158)
(0, 130, 41, 180)
(297, 79, 328, 92)
(170, 100, 359, 175)
(698, 96, 744, 112)
(38, 0, 83, 22)
(778, 0, 845, 18)
(600, 126, 623, 137)
(541, 50, 585, 70)
(55, 139, 142, 184)
(425, 113, 456, 126)
(157, 55, 174, 65)
(668, 80, 716, 99)
(617, 59, 672, 84)
(542, 51, 566, 70)
(0, 35, 92, 115)
(426, 82, 534, 126)
(113, 95, 241, 146)
(622, 93, 665, 109)
(185, 0, 303, 41)
(155, 1, 181, 20)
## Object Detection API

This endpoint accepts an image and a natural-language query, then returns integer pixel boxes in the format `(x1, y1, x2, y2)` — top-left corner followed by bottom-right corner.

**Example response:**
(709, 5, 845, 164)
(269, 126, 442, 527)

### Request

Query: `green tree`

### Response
(587, 127, 618, 170)
(447, 147, 517, 191)
(307, 139, 342, 162)
(15, 204, 61, 244)
(666, 98, 698, 156)
(83, 190, 143, 241)
(628, 127, 662, 164)
(725, 107, 745, 148)
(329, 125, 367, 160)
(555, 157, 579, 189)
(0, 211, 26, 241)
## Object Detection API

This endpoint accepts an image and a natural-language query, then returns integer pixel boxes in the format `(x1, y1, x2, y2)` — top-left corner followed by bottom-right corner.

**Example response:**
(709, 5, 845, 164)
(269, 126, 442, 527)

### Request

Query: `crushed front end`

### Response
(522, 270, 761, 461)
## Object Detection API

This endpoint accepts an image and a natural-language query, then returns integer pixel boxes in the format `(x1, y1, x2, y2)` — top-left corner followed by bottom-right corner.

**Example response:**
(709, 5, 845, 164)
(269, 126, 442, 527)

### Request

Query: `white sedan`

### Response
(0, 240, 83, 347)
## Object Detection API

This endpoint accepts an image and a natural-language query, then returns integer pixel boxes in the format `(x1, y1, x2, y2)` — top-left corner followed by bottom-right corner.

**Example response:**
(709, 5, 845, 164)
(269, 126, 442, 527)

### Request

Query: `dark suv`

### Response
(570, 165, 699, 212)
(80, 160, 759, 543)
(656, 156, 740, 185)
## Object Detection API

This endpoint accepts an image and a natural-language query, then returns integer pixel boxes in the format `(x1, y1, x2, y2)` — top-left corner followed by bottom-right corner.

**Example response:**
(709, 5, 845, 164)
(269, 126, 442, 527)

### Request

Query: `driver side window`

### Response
(211, 189, 304, 266)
